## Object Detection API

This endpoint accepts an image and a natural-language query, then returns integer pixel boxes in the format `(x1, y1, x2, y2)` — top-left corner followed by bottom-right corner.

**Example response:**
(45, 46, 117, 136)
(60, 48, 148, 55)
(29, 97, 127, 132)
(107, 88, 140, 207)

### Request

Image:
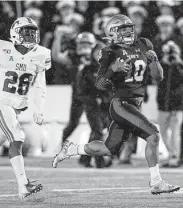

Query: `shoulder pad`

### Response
(35, 45, 51, 54)
(140, 38, 153, 50)
(0, 39, 13, 48)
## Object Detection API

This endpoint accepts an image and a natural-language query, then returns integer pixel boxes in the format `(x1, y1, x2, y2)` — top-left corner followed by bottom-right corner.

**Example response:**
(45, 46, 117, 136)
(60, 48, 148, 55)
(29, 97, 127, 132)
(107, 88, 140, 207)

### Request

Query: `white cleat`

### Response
(52, 140, 78, 168)
(150, 180, 180, 195)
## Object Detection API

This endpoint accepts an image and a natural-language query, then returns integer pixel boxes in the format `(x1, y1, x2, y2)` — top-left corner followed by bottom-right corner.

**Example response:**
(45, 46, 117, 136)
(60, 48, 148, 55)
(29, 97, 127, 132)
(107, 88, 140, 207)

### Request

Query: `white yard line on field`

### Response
(0, 194, 17, 197)
(52, 187, 146, 192)
(1, 167, 183, 174)
(52, 187, 183, 194)
(0, 187, 182, 200)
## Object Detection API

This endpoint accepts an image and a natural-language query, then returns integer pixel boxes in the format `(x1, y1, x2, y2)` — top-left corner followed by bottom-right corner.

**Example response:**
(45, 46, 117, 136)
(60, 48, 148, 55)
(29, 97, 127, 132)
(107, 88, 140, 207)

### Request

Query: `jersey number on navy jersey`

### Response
(126, 60, 146, 83)
(3, 71, 33, 95)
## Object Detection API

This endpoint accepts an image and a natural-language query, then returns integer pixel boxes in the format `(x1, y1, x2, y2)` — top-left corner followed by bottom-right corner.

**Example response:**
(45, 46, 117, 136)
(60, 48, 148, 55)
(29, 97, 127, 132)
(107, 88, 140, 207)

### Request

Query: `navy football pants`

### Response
(105, 98, 159, 154)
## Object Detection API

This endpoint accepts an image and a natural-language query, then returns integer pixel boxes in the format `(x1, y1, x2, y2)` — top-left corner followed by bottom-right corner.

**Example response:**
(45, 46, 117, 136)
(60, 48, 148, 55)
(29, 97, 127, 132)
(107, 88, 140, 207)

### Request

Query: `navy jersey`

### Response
(96, 38, 153, 98)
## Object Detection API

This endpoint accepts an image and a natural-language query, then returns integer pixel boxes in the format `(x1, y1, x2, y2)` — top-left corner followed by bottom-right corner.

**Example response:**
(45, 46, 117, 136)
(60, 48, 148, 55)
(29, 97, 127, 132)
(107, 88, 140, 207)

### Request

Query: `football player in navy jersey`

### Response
(52, 14, 180, 194)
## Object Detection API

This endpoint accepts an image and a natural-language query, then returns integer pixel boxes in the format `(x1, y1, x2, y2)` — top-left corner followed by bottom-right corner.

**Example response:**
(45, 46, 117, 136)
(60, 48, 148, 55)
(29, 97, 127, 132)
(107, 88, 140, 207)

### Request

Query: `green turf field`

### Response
(0, 157, 182, 208)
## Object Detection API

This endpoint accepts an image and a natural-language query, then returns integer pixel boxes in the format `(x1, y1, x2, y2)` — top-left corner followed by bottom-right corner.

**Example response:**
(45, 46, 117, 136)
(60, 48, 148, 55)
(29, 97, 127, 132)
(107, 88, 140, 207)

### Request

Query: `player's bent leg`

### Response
(52, 140, 112, 168)
(140, 126, 180, 194)
(145, 133, 160, 168)
(110, 98, 180, 194)
(52, 118, 130, 168)
(0, 105, 42, 198)
(145, 133, 180, 194)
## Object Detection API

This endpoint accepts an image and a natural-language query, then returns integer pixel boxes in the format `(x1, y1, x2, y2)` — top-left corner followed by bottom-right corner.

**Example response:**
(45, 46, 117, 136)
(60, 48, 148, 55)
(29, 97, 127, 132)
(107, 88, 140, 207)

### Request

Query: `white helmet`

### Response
(10, 17, 40, 48)
(104, 14, 135, 45)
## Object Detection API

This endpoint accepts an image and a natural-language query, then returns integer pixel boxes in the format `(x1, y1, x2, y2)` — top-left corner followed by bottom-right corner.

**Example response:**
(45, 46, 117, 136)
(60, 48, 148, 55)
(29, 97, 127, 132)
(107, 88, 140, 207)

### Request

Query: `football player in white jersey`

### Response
(0, 17, 51, 199)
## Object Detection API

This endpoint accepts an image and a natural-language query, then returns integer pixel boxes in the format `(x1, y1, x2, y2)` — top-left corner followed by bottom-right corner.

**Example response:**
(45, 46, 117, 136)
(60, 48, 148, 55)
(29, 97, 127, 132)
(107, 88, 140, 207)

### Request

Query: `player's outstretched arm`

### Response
(146, 50, 164, 83)
(51, 26, 72, 66)
(33, 70, 46, 125)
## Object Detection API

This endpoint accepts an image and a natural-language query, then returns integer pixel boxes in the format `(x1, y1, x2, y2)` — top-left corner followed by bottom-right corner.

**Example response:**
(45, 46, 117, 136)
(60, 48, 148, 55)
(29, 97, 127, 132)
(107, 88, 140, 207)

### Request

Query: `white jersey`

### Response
(0, 40, 51, 111)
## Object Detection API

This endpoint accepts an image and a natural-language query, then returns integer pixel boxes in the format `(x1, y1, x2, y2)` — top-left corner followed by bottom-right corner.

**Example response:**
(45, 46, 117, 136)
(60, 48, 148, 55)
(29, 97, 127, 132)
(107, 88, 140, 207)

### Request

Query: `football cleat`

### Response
(52, 140, 77, 168)
(19, 179, 42, 199)
(150, 180, 180, 195)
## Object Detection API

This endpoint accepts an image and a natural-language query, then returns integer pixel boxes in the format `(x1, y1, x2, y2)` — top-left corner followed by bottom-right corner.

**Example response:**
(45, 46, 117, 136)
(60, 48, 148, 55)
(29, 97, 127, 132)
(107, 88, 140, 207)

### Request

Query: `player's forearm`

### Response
(51, 36, 61, 61)
(149, 60, 164, 83)
(34, 87, 46, 114)
(51, 37, 70, 65)
(33, 70, 46, 114)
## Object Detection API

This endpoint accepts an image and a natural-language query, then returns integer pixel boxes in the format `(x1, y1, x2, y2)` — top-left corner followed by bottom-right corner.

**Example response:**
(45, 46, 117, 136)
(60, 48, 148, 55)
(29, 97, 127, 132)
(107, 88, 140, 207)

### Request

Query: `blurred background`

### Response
(1, 0, 183, 168)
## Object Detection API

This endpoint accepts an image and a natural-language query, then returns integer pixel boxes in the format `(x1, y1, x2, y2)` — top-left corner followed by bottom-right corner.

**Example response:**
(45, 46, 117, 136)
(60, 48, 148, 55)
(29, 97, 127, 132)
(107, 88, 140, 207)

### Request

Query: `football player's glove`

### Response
(104, 14, 135, 45)
(10, 17, 40, 48)
(33, 112, 43, 125)
(146, 50, 158, 62)
(111, 57, 132, 73)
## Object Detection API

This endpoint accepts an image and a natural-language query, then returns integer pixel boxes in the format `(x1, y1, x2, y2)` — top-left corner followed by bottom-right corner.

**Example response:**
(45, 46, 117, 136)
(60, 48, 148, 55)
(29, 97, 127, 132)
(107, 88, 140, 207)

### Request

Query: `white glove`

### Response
(33, 112, 44, 125)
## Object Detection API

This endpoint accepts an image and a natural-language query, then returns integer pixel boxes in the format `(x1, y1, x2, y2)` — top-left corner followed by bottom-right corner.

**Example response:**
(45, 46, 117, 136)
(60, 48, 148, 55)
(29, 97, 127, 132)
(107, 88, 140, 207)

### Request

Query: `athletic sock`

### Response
(77, 144, 88, 155)
(10, 155, 28, 188)
(149, 164, 162, 186)
(66, 144, 88, 156)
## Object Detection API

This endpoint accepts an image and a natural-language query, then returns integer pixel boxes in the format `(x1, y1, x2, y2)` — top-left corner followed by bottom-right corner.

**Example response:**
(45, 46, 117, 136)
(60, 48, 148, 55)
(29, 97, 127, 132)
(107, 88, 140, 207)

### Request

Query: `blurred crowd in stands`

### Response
(1, 0, 183, 85)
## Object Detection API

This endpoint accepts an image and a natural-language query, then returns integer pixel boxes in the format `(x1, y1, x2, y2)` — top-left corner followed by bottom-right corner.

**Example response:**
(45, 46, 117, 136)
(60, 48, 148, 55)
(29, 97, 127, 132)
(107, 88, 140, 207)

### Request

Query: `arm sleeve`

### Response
(36, 49, 52, 72)
(33, 70, 46, 115)
(95, 48, 116, 91)
(45, 50, 52, 70)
